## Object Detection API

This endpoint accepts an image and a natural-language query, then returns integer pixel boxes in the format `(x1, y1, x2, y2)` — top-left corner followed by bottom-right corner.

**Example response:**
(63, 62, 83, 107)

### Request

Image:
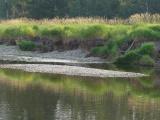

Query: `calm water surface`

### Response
(0, 64, 160, 120)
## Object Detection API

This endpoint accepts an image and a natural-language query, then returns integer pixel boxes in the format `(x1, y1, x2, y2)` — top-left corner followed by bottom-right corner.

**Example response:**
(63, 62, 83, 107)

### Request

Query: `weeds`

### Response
(17, 40, 36, 51)
(115, 42, 156, 66)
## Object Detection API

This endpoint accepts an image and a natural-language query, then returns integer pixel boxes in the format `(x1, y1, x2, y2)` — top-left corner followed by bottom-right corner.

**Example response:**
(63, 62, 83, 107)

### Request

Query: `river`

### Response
(0, 64, 160, 120)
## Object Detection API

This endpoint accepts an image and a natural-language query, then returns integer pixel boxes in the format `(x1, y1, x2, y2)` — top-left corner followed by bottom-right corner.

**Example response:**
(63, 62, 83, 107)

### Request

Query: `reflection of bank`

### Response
(0, 68, 131, 97)
(0, 68, 159, 99)
(0, 68, 160, 120)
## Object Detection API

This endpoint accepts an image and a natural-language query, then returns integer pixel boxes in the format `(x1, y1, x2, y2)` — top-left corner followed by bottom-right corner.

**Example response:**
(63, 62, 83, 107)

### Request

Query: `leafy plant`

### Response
(138, 42, 155, 56)
(17, 40, 36, 51)
(139, 55, 155, 66)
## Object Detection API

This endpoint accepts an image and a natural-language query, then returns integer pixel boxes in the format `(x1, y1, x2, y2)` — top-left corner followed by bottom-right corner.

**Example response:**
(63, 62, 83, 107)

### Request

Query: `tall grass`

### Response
(0, 13, 159, 40)
(0, 13, 160, 25)
(0, 23, 160, 40)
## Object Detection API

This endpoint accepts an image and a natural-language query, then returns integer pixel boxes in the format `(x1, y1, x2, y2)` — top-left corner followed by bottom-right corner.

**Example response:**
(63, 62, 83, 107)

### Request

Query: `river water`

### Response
(0, 64, 160, 120)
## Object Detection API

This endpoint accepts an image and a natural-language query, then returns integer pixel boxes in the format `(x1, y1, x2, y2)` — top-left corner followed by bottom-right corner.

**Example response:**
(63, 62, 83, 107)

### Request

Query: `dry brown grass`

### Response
(0, 13, 159, 26)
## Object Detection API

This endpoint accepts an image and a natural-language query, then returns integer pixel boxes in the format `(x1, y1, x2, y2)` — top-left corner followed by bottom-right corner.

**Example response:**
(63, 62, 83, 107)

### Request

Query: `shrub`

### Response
(91, 47, 102, 55)
(104, 40, 118, 57)
(91, 40, 118, 58)
(139, 55, 155, 66)
(99, 46, 110, 55)
(17, 40, 36, 51)
(115, 50, 141, 64)
(138, 42, 155, 56)
(91, 46, 109, 56)
(115, 42, 156, 65)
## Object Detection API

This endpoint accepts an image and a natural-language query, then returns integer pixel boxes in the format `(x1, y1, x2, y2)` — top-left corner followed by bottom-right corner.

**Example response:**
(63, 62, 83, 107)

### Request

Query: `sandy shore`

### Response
(0, 64, 146, 78)
(0, 45, 105, 64)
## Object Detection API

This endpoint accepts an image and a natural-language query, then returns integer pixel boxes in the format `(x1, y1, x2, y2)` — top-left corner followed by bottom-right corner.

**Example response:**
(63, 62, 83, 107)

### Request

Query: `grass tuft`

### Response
(17, 40, 36, 51)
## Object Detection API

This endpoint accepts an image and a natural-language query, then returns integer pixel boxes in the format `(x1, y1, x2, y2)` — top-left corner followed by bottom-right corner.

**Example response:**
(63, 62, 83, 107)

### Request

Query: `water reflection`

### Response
(0, 67, 160, 120)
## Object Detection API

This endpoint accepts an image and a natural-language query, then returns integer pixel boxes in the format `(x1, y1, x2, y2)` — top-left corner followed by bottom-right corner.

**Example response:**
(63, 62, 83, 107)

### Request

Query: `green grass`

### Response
(17, 40, 36, 51)
(91, 40, 118, 58)
(0, 21, 160, 41)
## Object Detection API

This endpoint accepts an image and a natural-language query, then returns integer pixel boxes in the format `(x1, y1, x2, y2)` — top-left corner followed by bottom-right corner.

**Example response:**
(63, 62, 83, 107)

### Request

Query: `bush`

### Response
(17, 40, 36, 51)
(138, 42, 155, 56)
(115, 50, 141, 64)
(139, 55, 155, 66)
(115, 42, 156, 65)
(91, 40, 118, 58)
(91, 47, 102, 55)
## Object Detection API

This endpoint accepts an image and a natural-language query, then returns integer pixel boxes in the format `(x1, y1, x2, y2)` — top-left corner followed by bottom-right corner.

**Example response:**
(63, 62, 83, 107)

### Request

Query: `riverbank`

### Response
(0, 16, 160, 66)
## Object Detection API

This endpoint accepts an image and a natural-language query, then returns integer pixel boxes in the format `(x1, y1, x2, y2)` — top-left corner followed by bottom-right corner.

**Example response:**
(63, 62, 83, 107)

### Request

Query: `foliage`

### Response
(139, 55, 155, 66)
(115, 42, 156, 65)
(129, 26, 160, 39)
(92, 40, 118, 58)
(17, 40, 36, 51)
(137, 42, 155, 56)
(115, 51, 141, 64)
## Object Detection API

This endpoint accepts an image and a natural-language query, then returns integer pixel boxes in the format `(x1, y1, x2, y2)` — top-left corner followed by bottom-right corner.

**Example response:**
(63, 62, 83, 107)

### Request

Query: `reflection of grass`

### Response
(0, 69, 131, 96)
(0, 68, 159, 99)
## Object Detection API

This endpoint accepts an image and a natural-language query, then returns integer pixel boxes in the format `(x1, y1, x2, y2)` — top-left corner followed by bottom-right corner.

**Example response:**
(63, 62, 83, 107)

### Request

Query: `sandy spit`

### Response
(0, 64, 146, 78)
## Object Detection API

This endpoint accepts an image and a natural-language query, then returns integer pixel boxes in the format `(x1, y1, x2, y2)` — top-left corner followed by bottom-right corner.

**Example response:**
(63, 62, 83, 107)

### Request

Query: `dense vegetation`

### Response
(0, 14, 160, 66)
(0, 0, 160, 19)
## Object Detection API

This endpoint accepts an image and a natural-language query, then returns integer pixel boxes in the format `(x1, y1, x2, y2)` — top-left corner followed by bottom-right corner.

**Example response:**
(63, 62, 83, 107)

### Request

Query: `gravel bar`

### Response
(0, 64, 146, 78)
